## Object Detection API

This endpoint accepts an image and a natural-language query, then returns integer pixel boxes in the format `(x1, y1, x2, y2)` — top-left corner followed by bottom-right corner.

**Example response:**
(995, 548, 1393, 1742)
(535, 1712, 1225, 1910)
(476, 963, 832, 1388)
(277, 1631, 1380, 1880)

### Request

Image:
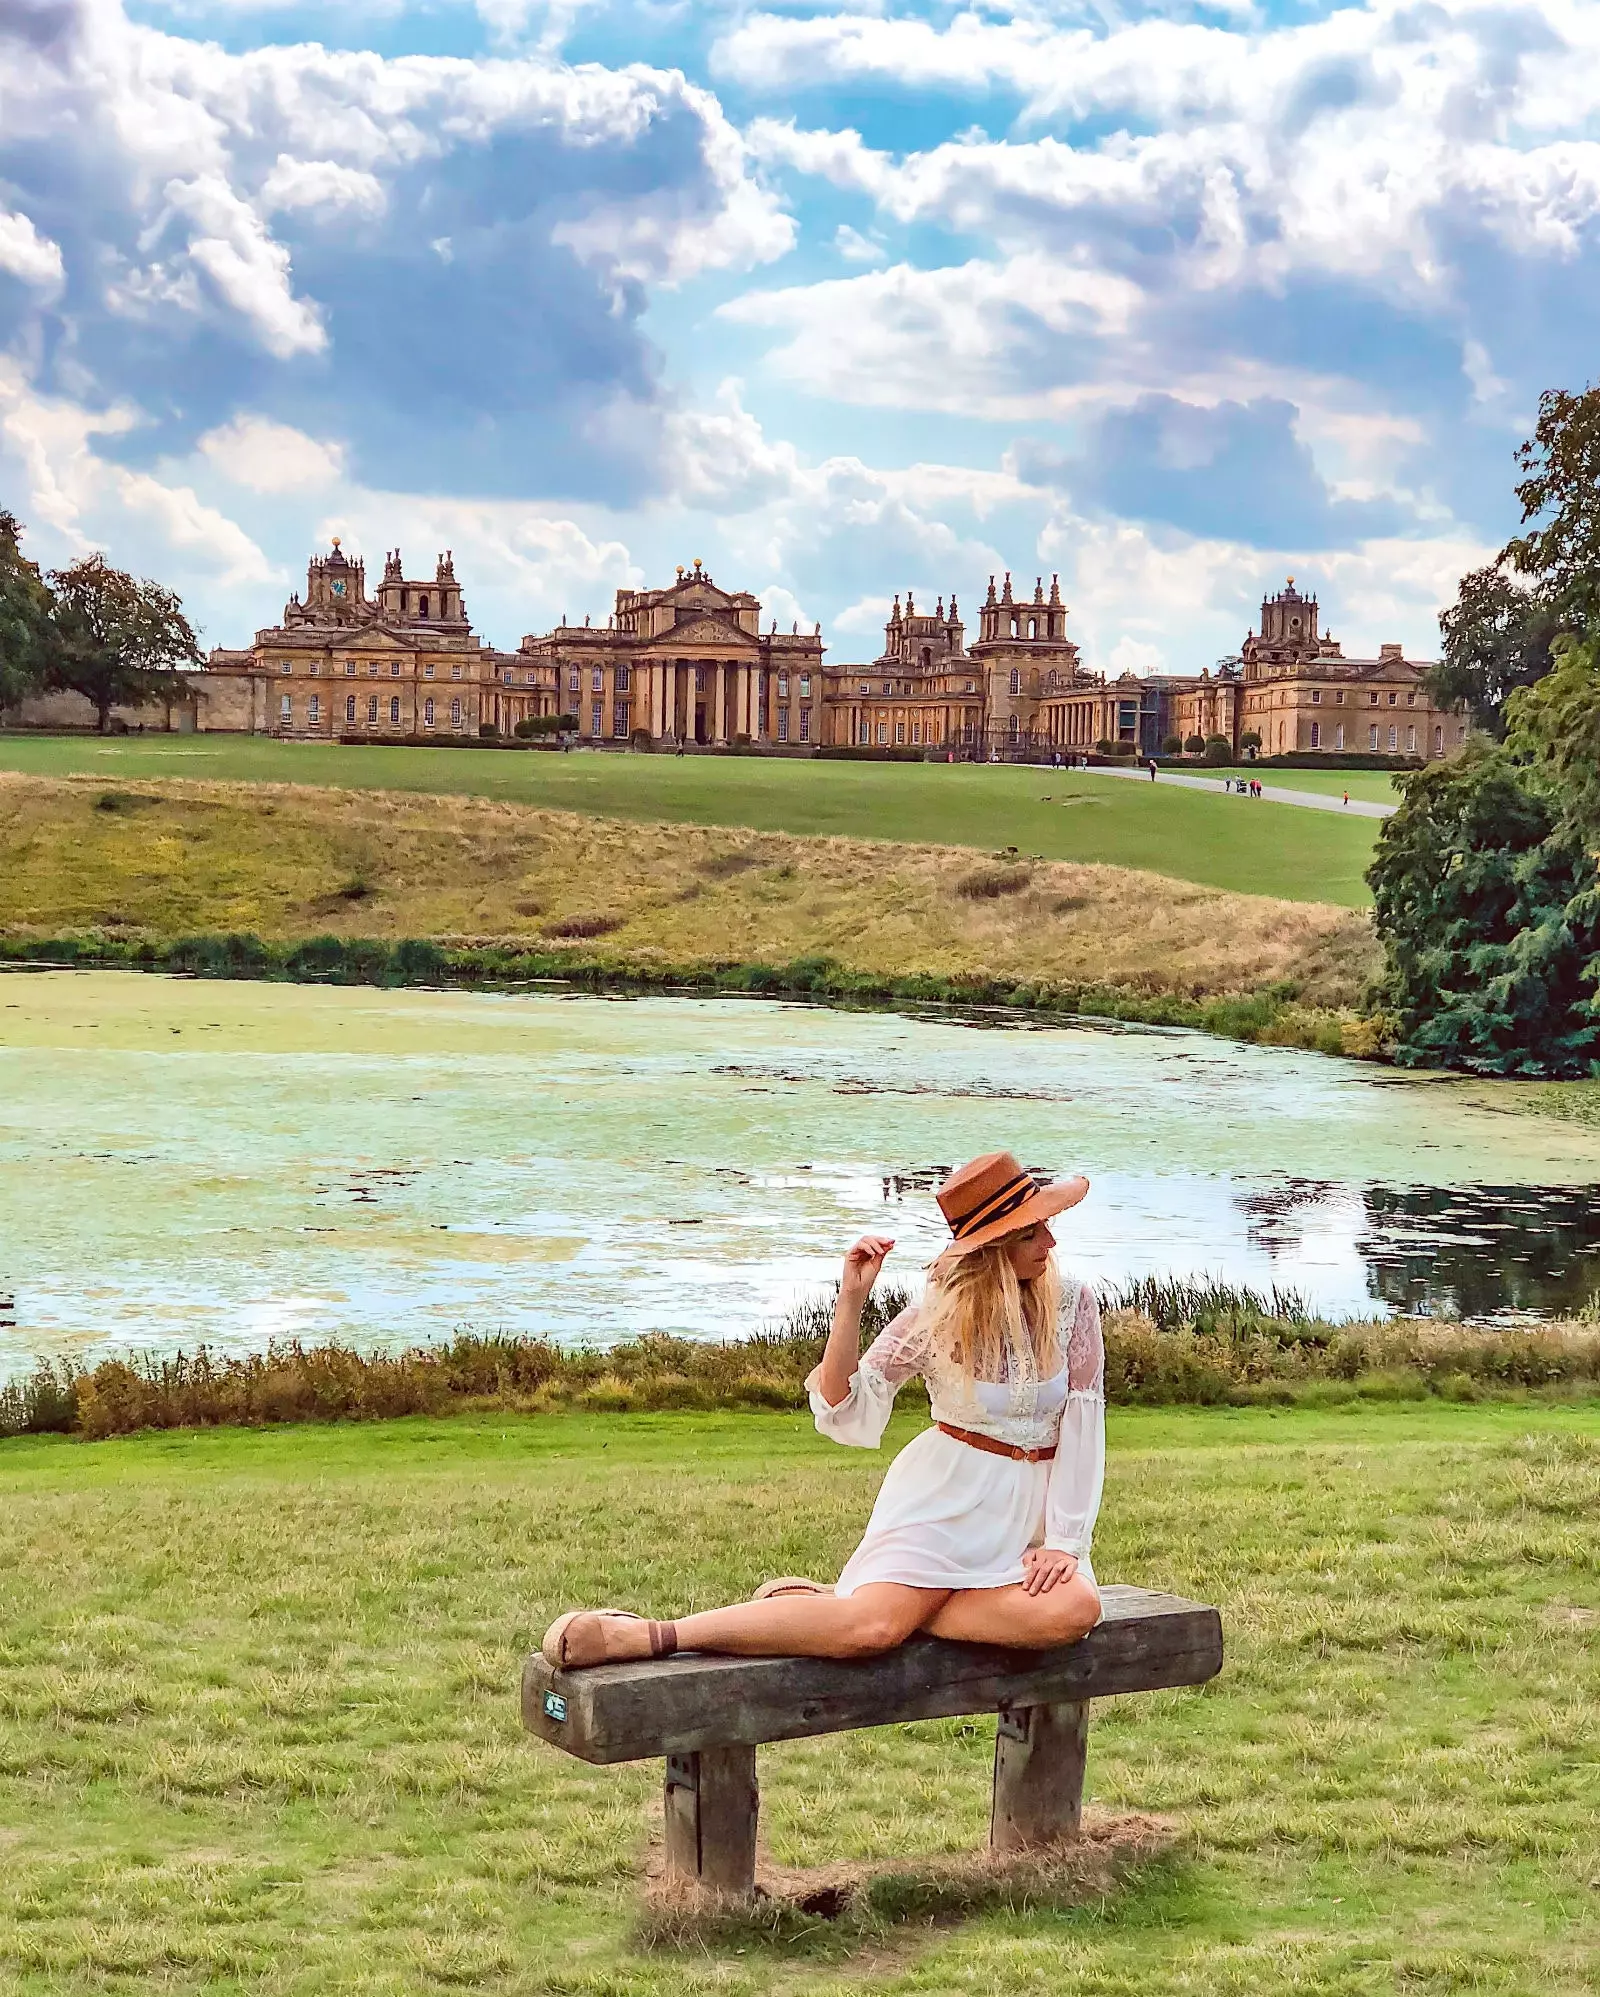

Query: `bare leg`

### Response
(674, 1582, 949, 1660)
(922, 1573, 1100, 1649)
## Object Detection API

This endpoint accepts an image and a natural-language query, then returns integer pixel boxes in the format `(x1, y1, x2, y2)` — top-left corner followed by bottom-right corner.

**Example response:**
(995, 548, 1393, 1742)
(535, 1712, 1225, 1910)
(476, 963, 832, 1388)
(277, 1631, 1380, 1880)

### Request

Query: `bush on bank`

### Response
(0, 930, 1373, 1058)
(6, 1283, 1599, 1442)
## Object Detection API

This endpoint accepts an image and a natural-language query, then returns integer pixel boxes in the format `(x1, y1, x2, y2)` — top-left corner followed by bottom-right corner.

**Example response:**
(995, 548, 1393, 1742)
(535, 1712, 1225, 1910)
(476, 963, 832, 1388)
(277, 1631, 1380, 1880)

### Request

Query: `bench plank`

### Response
(523, 1585, 1221, 1765)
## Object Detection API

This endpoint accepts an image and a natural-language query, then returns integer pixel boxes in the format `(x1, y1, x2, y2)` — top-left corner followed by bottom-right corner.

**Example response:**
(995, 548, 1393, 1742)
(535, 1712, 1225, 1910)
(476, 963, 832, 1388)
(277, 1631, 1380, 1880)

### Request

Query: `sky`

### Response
(1, 0, 1596, 673)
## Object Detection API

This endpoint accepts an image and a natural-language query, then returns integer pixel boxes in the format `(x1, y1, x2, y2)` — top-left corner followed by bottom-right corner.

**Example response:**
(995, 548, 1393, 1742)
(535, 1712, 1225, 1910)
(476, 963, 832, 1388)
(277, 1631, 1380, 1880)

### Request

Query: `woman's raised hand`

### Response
(841, 1234, 894, 1299)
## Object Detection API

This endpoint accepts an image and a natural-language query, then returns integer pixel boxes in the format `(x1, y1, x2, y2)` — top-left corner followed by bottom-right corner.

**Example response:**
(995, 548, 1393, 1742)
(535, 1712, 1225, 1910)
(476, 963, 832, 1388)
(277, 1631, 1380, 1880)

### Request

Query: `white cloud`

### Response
(0, 207, 64, 292)
(198, 416, 348, 494)
(258, 157, 387, 220)
(833, 224, 886, 263)
(663, 379, 801, 509)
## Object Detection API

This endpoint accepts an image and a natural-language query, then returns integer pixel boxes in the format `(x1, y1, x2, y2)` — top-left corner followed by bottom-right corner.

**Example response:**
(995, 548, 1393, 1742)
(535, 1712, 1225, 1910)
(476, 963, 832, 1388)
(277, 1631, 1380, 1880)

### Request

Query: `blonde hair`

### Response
(922, 1237, 1062, 1391)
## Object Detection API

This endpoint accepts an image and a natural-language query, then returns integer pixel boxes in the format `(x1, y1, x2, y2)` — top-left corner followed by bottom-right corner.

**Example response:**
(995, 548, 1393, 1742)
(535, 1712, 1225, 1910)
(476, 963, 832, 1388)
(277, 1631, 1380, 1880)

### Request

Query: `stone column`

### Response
(712, 662, 726, 744)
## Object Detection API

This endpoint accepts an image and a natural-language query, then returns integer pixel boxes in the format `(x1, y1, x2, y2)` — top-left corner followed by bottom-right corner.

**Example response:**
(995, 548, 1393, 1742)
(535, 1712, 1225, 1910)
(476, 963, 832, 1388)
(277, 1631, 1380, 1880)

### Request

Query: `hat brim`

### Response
(941, 1175, 1090, 1256)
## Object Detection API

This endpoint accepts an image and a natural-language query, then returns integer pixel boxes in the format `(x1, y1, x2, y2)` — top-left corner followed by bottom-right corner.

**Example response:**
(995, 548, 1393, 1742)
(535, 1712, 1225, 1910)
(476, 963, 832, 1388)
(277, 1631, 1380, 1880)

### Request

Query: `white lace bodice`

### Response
(806, 1279, 1107, 1559)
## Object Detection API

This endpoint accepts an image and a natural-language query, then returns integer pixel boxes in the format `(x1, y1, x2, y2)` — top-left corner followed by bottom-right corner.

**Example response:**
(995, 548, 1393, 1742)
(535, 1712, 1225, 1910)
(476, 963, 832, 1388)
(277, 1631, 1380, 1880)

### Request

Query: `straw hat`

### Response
(936, 1151, 1089, 1255)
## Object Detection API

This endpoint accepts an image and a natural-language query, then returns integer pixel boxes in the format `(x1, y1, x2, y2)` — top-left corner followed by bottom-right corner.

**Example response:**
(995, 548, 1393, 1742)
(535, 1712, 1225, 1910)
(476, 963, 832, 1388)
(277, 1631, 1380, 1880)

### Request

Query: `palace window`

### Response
(965, 680, 975, 693)
(859, 719, 871, 744)
(799, 707, 810, 741)
(390, 697, 400, 724)
(346, 695, 356, 722)
(1406, 692, 1416, 705)
(309, 660, 319, 677)
(280, 693, 292, 721)
(1388, 724, 1398, 750)
(1335, 723, 1346, 750)
(1009, 667, 1020, 695)
(614, 703, 630, 737)
(1388, 691, 1398, 705)
(616, 665, 631, 692)
(419, 595, 430, 619)
(911, 721, 921, 744)
(799, 675, 811, 698)
(569, 672, 580, 694)
(859, 682, 869, 695)
(1434, 725, 1443, 752)
(368, 696, 379, 722)
(1027, 619, 1037, 640)
(777, 709, 789, 743)
(590, 702, 602, 736)
(1407, 725, 1417, 752)
(695, 667, 706, 692)
(392, 661, 401, 677)
(777, 675, 789, 697)
(896, 721, 906, 744)
(308, 694, 320, 723)
(1369, 691, 1379, 704)
(1310, 721, 1320, 747)
(1335, 689, 1345, 703)
(1368, 724, 1378, 748)
(876, 720, 888, 743)
(424, 698, 435, 727)
(425, 663, 435, 679)
(451, 699, 463, 729)
(345, 662, 355, 676)
(369, 661, 378, 676)
(451, 665, 462, 681)
(962, 718, 974, 743)
(1310, 689, 1321, 704)
(280, 659, 292, 674)
(1009, 714, 1019, 737)
(592, 669, 603, 693)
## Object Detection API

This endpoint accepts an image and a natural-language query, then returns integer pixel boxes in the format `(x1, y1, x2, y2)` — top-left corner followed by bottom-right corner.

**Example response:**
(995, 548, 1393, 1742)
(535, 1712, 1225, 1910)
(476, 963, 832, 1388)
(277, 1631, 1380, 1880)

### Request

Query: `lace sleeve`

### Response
(1044, 1281, 1105, 1556)
(807, 1301, 929, 1449)
(1065, 1280, 1105, 1397)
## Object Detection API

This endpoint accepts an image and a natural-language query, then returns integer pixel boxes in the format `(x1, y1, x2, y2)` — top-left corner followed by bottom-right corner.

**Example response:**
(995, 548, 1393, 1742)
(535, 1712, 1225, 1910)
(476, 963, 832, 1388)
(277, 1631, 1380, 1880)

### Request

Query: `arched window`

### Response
(1028, 618, 1037, 639)
(1008, 667, 1020, 695)
(419, 594, 430, 619)
(424, 697, 435, 727)
(390, 696, 400, 724)
(920, 647, 931, 669)
(345, 694, 356, 722)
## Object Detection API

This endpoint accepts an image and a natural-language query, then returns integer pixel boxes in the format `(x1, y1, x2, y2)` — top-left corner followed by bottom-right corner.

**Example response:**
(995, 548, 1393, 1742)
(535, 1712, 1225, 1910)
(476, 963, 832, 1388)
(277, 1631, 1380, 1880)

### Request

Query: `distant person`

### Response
(1342, 788, 1349, 807)
(542, 1155, 1104, 1670)
(1147, 759, 1157, 781)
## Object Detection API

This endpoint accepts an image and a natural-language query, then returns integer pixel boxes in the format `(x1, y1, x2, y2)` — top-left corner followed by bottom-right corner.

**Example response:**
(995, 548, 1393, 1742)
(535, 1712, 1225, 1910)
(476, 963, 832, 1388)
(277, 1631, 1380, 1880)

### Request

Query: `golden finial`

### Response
(332, 536, 341, 549)
(1286, 574, 1294, 586)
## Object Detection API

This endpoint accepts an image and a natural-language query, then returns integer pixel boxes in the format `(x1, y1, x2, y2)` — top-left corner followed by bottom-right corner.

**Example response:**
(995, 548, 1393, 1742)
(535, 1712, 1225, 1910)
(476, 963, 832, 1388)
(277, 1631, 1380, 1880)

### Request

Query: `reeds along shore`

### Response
(0, 931, 1370, 1056)
(6, 1282, 1600, 1442)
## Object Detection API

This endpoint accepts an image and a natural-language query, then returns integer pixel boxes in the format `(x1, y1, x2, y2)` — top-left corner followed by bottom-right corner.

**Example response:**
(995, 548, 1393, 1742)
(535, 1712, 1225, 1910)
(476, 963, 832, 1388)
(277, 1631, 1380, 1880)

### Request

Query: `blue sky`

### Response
(2, 0, 1597, 672)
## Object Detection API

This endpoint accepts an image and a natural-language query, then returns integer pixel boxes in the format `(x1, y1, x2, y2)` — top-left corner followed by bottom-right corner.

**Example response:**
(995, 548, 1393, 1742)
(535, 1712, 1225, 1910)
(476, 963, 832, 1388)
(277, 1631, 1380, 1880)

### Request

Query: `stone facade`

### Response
(197, 545, 1468, 764)
(205, 542, 511, 739)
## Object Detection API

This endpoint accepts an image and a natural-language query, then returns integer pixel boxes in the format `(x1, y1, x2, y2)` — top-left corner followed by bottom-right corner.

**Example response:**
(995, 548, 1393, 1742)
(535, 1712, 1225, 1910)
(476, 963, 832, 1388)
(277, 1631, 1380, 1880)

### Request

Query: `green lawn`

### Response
(0, 735, 1382, 904)
(1170, 767, 1404, 804)
(1, 1402, 1595, 1994)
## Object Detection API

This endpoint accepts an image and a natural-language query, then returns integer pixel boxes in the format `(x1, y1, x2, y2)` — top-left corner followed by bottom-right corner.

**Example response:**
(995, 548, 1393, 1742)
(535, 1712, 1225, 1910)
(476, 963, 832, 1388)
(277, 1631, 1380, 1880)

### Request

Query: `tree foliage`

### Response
(1504, 384, 1600, 625)
(46, 554, 200, 732)
(0, 509, 58, 710)
(1428, 564, 1559, 736)
(1368, 744, 1600, 1076)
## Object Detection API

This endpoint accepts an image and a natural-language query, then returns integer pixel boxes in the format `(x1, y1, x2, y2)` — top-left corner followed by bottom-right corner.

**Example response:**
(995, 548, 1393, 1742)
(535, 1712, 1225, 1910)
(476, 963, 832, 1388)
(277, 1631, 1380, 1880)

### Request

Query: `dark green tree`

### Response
(46, 554, 200, 733)
(1428, 564, 1560, 736)
(0, 510, 58, 710)
(1503, 633, 1600, 845)
(1367, 743, 1600, 1075)
(1504, 383, 1600, 625)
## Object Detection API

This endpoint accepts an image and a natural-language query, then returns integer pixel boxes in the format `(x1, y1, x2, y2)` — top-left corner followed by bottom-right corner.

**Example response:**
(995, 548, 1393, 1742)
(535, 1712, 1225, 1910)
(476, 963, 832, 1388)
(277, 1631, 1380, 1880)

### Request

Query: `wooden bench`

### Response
(522, 1584, 1223, 1894)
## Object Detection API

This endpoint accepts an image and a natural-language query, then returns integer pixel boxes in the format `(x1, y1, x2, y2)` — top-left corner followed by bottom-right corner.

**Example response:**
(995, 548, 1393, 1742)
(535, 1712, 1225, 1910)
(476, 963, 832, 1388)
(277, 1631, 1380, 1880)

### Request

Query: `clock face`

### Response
(331, 580, 346, 597)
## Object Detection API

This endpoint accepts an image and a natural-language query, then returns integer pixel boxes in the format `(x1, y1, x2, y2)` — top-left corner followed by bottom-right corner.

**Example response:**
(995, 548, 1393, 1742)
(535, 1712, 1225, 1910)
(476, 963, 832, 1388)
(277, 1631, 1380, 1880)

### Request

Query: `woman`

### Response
(543, 1151, 1105, 1670)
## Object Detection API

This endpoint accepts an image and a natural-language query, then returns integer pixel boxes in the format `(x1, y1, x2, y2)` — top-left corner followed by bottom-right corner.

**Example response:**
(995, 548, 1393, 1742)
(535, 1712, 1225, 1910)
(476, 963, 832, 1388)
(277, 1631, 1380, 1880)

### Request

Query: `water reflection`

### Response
(1358, 1186, 1600, 1319)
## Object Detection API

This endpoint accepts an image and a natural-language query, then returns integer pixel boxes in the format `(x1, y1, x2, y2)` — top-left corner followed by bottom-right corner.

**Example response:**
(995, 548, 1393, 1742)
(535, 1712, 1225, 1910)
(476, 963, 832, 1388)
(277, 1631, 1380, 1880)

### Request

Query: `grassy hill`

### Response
(0, 774, 1379, 1022)
(0, 735, 1382, 906)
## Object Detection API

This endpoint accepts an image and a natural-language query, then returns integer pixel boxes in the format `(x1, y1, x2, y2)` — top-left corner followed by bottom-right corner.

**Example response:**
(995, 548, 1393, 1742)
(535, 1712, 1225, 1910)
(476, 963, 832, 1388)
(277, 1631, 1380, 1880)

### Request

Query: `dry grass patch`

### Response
(0, 771, 1381, 1007)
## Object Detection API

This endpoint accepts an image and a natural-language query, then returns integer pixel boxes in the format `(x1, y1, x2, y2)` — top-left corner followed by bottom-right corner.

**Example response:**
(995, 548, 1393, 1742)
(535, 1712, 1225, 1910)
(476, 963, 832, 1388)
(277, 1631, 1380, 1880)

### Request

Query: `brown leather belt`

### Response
(936, 1422, 1056, 1463)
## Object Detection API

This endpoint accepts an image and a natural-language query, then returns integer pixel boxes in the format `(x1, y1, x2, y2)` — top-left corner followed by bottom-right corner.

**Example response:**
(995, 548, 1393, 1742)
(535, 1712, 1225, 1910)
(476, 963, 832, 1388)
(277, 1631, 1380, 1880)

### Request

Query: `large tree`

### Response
(46, 554, 200, 733)
(1427, 564, 1559, 737)
(1503, 384, 1600, 626)
(1367, 744, 1600, 1076)
(0, 510, 58, 711)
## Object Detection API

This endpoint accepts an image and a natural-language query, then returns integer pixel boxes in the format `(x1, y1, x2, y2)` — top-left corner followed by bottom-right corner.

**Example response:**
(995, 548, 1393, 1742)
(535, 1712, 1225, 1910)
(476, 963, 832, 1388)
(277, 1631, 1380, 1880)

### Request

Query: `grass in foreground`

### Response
(0, 1403, 1596, 1994)
(0, 773, 1379, 1020)
(0, 736, 1382, 905)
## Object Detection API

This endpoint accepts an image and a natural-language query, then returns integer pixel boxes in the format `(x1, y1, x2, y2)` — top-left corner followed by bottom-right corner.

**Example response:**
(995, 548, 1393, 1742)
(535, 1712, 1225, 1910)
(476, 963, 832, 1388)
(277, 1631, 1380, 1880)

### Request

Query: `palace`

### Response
(193, 545, 1468, 764)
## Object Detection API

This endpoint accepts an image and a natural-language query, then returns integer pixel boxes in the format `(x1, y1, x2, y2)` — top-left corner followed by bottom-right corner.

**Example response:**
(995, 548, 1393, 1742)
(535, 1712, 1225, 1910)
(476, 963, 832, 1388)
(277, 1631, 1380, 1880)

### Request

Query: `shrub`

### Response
(1110, 741, 1137, 758)
(1203, 735, 1233, 765)
(478, 722, 499, 739)
(1094, 737, 1114, 755)
(956, 863, 1033, 899)
(1240, 729, 1262, 752)
(1160, 734, 1182, 756)
(557, 712, 579, 734)
(540, 912, 624, 940)
(630, 727, 654, 750)
(1184, 733, 1205, 754)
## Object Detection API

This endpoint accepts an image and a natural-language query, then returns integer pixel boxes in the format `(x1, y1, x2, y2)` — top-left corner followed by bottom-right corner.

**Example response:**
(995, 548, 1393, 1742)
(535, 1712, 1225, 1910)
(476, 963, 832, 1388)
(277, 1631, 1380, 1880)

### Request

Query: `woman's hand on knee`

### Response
(1021, 1548, 1078, 1596)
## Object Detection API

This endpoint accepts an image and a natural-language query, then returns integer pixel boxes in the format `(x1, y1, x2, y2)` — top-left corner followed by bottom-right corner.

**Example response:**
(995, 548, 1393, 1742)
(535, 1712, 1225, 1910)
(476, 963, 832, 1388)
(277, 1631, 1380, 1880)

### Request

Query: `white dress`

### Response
(806, 1281, 1106, 1599)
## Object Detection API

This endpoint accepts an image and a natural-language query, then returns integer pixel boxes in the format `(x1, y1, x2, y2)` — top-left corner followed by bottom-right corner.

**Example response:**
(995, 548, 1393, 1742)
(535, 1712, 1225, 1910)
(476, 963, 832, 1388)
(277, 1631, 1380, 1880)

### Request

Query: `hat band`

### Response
(949, 1171, 1039, 1240)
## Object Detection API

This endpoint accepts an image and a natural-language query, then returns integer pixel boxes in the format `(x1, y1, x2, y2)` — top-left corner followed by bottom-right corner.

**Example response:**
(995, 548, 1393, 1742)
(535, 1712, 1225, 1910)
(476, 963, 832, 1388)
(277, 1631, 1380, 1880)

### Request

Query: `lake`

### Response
(3, 970, 1599, 1376)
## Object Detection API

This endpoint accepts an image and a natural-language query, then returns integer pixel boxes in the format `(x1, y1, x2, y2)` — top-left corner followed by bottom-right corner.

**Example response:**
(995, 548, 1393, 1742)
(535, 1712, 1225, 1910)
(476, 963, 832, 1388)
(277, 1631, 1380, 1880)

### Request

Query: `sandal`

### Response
(542, 1609, 678, 1670)
(752, 1576, 830, 1601)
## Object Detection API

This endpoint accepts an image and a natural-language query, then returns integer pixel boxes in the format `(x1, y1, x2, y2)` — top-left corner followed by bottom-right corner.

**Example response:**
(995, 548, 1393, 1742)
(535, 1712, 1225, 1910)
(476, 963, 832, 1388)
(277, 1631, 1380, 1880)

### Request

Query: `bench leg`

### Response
(990, 1699, 1088, 1851)
(663, 1746, 759, 1895)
